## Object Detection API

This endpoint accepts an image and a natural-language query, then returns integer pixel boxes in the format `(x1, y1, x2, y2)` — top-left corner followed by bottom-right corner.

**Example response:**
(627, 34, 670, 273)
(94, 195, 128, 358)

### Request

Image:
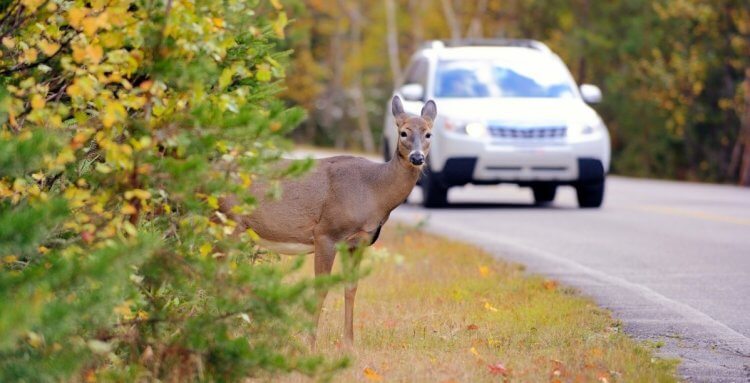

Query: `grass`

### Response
(281, 223, 679, 382)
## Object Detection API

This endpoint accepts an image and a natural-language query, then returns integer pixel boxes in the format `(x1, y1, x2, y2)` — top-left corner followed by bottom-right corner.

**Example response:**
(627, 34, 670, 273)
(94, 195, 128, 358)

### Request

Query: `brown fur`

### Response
(225, 96, 436, 347)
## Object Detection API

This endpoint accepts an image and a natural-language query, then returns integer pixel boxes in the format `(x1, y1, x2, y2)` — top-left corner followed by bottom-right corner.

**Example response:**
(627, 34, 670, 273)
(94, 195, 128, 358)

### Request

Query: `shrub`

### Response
(0, 0, 342, 380)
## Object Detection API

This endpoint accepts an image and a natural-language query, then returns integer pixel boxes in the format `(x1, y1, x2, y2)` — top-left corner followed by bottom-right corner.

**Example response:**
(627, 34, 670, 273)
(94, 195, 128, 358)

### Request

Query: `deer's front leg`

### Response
(343, 245, 363, 347)
(311, 235, 336, 350)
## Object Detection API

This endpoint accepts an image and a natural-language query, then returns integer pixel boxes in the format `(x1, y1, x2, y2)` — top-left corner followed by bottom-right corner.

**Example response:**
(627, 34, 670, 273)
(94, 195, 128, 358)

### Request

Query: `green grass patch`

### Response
(283, 223, 679, 382)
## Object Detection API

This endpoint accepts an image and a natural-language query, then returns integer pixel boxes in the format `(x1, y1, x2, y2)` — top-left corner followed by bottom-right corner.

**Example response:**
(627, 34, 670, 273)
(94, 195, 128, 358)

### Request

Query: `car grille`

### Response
(488, 125, 567, 139)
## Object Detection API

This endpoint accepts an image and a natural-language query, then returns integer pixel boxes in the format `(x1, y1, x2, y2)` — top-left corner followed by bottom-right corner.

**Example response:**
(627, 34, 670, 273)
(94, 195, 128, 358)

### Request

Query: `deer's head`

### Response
(391, 95, 437, 167)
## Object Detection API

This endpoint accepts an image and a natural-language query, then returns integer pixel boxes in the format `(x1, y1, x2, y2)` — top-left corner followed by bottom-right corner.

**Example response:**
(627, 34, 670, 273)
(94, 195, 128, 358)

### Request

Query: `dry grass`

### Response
(280, 223, 678, 382)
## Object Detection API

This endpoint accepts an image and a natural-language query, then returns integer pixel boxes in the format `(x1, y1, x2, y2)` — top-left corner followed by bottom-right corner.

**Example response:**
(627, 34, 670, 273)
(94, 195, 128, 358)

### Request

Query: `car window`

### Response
(434, 57, 576, 98)
(403, 58, 428, 87)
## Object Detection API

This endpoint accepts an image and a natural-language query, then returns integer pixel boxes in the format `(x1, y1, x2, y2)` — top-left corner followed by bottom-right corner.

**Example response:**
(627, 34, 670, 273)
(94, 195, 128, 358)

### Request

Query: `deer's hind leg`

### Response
(311, 235, 336, 350)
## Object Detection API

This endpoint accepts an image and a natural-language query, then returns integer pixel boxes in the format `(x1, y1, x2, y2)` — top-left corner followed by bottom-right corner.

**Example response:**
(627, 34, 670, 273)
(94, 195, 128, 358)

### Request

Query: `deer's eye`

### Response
(425, 133, 432, 139)
(400, 131, 407, 138)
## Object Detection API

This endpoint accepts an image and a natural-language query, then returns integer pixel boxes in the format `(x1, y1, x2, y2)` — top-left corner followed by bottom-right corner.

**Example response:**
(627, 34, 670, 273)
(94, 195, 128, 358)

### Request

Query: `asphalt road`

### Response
(391, 176, 750, 382)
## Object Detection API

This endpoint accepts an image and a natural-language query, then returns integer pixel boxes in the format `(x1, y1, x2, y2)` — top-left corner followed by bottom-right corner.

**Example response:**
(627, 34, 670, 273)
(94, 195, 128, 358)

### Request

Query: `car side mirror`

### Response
(579, 84, 602, 104)
(399, 83, 424, 102)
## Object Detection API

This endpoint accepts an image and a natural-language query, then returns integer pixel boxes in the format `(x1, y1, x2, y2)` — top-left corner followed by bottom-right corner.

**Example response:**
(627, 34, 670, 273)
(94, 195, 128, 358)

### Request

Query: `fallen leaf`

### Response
(467, 324, 479, 331)
(543, 279, 558, 291)
(478, 265, 491, 277)
(470, 347, 482, 359)
(363, 367, 383, 381)
(484, 302, 499, 312)
(550, 358, 566, 378)
(487, 362, 507, 376)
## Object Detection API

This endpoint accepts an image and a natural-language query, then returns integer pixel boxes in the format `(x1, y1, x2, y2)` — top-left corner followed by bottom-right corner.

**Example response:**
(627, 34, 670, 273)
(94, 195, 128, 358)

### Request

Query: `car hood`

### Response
(431, 98, 600, 125)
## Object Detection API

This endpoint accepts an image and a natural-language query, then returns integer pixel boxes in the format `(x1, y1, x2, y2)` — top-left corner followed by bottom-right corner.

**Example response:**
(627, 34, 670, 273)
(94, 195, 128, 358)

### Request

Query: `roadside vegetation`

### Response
(295, 224, 679, 382)
(1, 1, 347, 381)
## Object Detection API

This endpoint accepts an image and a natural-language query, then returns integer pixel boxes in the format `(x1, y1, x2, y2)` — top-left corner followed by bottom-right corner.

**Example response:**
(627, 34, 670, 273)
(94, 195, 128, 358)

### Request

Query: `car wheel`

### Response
(532, 184, 557, 205)
(421, 166, 448, 208)
(576, 179, 605, 208)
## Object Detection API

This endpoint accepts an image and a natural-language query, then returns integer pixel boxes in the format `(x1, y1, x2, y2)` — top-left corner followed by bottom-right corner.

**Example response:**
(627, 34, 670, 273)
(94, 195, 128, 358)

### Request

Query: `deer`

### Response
(221, 95, 436, 348)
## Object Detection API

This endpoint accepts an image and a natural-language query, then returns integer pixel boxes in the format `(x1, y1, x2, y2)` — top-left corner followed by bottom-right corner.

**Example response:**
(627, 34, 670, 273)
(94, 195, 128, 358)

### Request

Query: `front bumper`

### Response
(430, 131, 609, 186)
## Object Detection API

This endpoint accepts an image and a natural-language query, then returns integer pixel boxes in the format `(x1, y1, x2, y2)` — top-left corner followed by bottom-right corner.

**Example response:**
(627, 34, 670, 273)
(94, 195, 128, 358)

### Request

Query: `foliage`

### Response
(1, 0, 344, 380)
(285, 0, 750, 183)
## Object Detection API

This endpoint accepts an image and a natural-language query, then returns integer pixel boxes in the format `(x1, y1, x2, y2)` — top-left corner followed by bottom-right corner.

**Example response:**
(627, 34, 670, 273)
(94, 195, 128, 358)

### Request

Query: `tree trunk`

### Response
(577, 0, 590, 83)
(339, 0, 375, 152)
(465, 0, 488, 39)
(325, 17, 346, 149)
(440, 0, 461, 42)
(385, 0, 402, 87)
(409, 0, 425, 52)
(739, 68, 750, 186)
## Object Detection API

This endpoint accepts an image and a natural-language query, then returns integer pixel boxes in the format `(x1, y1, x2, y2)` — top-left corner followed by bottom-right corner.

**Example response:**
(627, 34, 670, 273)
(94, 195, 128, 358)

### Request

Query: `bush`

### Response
(1, 0, 343, 380)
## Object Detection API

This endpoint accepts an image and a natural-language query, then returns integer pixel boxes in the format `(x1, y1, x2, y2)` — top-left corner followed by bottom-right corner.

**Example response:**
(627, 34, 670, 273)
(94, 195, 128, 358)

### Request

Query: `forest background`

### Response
(283, 0, 750, 184)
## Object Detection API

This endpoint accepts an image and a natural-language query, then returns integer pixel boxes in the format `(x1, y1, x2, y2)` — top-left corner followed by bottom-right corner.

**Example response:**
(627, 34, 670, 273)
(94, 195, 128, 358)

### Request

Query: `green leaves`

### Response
(1, 0, 336, 380)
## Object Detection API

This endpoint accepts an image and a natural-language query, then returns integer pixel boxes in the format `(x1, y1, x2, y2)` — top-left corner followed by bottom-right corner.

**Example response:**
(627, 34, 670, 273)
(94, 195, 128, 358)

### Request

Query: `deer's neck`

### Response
(373, 152, 421, 214)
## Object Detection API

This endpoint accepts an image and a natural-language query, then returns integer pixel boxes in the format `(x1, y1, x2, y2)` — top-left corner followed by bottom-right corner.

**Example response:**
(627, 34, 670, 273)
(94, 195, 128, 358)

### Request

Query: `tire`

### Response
(421, 166, 448, 208)
(576, 179, 605, 208)
(532, 184, 557, 205)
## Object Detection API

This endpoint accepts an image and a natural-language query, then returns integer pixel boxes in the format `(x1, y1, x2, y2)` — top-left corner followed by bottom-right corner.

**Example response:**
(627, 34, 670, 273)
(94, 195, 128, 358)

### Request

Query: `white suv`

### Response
(383, 39, 611, 208)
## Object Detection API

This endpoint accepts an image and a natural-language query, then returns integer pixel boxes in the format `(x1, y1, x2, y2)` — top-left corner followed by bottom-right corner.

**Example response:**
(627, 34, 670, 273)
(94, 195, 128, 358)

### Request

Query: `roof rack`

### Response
(420, 39, 551, 54)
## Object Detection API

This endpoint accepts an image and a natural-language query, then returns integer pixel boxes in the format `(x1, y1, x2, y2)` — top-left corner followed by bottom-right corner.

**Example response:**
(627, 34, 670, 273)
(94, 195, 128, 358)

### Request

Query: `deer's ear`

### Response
(392, 95, 405, 117)
(421, 100, 437, 122)
(392, 95, 408, 127)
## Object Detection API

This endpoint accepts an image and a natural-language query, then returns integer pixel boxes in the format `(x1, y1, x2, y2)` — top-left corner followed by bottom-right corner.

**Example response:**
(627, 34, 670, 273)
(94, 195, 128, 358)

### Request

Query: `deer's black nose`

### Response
(409, 152, 425, 166)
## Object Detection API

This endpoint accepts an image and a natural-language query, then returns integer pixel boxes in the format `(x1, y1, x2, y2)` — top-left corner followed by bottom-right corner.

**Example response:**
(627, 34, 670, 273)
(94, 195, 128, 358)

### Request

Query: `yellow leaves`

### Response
(478, 265, 491, 277)
(272, 11, 288, 39)
(2, 36, 15, 49)
(30, 94, 45, 110)
(38, 40, 60, 56)
(82, 11, 111, 37)
(269, 0, 283, 10)
(121, 203, 137, 215)
(26, 331, 43, 348)
(483, 302, 499, 312)
(3, 255, 18, 264)
(239, 173, 253, 188)
(199, 242, 212, 257)
(22, 0, 45, 10)
(21, 48, 38, 64)
(124, 189, 151, 201)
(363, 367, 383, 381)
(256, 64, 272, 82)
(101, 101, 126, 127)
(114, 300, 134, 319)
(245, 228, 260, 242)
(72, 42, 104, 64)
(469, 346, 481, 358)
(67, 76, 97, 100)
(68, 7, 89, 29)
(206, 196, 220, 209)
(219, 68, 234, 90)
(71, 131, 92, 150)
(211, 17, 225, 29)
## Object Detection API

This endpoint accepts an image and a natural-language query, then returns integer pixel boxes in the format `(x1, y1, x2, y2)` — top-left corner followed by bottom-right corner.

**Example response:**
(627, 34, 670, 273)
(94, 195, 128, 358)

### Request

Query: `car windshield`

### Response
(434, 57, 577, 99)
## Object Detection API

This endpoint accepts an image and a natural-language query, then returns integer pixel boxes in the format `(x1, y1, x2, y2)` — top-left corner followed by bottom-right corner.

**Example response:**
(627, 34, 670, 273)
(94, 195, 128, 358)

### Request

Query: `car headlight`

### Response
(444, 119, 488, 138)
(568, 120, 603, 136)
